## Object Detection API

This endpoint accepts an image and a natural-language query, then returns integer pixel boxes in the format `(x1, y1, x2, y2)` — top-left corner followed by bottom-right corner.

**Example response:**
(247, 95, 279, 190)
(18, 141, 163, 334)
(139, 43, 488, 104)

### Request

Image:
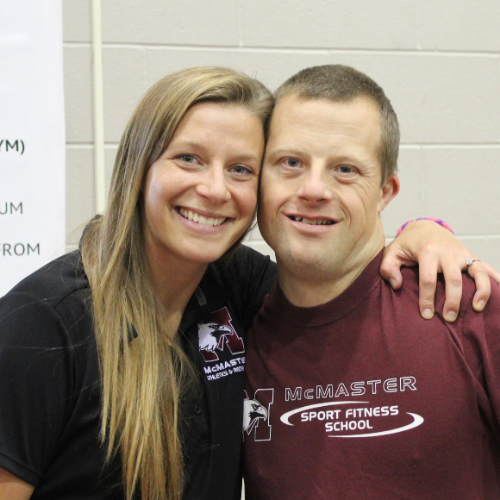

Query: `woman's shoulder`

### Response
(203, 246, 277, 326)
(206, 245, 276, 292)
(0, 251, 92, 342)
(5, 250, 89, 303)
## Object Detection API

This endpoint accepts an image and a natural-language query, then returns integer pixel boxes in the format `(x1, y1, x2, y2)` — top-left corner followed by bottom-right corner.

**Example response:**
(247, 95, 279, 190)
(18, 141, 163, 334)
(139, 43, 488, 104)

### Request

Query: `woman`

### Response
(0, 67, 494, 500)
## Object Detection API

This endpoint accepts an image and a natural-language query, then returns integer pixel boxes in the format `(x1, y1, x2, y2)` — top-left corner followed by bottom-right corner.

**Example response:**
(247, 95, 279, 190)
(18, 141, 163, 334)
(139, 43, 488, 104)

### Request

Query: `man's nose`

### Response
(297, 166, 332, 203)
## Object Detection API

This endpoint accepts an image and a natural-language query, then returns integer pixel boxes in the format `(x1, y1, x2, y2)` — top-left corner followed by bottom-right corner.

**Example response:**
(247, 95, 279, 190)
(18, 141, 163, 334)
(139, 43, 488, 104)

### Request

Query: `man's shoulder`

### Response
(398, 265, 480, 312)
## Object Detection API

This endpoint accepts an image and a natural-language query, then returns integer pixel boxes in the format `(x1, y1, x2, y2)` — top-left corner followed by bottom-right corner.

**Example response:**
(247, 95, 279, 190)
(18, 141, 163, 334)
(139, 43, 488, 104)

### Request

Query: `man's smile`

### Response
(288, 215, 336, 226)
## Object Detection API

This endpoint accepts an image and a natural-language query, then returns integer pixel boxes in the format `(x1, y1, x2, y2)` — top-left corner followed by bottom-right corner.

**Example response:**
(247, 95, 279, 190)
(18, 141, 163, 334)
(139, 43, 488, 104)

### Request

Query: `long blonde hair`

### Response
(80, 67, 273, 500)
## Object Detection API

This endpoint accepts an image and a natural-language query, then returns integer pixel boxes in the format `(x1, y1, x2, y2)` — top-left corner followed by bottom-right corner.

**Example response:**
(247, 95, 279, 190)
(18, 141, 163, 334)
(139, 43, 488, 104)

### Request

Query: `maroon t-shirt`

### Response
(244, 251, 500, 500)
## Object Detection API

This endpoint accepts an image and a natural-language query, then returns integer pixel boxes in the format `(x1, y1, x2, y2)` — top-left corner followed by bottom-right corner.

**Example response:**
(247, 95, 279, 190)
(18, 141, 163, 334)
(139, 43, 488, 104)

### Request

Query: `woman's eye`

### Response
(178, 154, 196, 163)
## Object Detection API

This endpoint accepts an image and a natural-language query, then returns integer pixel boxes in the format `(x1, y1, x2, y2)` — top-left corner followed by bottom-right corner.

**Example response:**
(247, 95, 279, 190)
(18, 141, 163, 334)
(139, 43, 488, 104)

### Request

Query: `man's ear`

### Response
(378, 174, 400, 213)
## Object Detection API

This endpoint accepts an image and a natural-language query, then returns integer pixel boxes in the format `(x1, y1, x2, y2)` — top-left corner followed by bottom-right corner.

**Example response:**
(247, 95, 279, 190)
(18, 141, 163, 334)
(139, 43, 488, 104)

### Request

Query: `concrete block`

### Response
(245, 239, 276, 260)
(102, 47, 147, 142)
(458, 237, 500, 272)
(144, 47, 330, 93)
(244, 223, 276, 260)
(323, 53, 500, 143)
(65, 243, 78, 254)
(245, 224, 264, 244)
(382, 147, 425, 235)
(244, 238, 277, 261)
(104, 47, 329, 140)
(144, 49, 247, 88)
(64, 46, 93, 143)
(142, 52, 498, 144)
(66, 146, 95, 245)
(418, 147, 500, 236)
(242, 0, 417, 49)
(63, 0, 91, 42)
(102, 0, 238, 46)
(229, 51, 332, 92)
(105, 145, 119, 199)
(383, 147, 500, 236)
(419, 0, 500, 51)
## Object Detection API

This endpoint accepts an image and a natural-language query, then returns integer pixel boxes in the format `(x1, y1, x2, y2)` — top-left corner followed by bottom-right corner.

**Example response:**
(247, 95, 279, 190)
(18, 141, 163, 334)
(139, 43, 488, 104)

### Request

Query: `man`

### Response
(244, 65, 500, 499)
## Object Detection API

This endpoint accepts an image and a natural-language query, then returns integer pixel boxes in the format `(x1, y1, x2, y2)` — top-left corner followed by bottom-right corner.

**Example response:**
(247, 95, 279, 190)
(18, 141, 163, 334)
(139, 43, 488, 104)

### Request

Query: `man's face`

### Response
(258, 95, 398, 283)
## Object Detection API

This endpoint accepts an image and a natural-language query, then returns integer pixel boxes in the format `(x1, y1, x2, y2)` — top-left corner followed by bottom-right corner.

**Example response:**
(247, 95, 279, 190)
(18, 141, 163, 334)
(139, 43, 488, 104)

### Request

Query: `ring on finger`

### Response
(466, 258, 481, 268)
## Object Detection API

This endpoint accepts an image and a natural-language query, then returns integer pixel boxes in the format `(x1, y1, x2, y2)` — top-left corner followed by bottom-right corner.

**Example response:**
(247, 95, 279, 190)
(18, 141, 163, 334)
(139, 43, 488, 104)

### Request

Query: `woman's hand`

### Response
(381, 220, 500, 322)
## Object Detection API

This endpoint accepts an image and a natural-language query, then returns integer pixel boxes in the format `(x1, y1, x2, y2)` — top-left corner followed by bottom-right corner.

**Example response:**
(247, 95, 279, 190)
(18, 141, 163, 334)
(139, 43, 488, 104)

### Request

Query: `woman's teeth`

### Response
(179, 208, 226, 226)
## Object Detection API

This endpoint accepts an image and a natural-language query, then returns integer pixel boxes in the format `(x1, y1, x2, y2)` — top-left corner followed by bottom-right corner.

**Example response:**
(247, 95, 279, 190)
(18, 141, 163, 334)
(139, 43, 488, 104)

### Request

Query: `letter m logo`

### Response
(198, 307, 245, 362)
(243, 388, 274, 442)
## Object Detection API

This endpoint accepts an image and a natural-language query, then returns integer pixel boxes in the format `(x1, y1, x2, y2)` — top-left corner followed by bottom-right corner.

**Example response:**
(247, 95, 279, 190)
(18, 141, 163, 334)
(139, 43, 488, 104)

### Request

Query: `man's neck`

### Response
(277, 238, 385, 308)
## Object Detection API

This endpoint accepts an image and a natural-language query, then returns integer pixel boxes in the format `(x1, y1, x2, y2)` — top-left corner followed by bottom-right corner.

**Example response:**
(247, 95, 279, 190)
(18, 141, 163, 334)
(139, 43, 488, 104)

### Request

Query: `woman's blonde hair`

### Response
(81, 67, 273, 500)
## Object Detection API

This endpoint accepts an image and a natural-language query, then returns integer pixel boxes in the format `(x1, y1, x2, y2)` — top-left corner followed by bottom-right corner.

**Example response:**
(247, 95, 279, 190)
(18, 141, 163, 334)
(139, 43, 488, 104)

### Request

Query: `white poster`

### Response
(0, 1, 65, 297)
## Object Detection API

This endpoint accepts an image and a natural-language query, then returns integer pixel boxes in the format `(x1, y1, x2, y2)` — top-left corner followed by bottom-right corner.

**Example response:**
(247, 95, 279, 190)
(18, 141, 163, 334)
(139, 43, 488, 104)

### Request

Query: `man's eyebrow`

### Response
(265, 148, 306, 158)
(266, 148, 366, 165)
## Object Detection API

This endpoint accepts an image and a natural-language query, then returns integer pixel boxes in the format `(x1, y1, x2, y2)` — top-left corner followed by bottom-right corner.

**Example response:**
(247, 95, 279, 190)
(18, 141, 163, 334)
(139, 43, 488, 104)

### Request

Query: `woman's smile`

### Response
(142, 101, 265, 268)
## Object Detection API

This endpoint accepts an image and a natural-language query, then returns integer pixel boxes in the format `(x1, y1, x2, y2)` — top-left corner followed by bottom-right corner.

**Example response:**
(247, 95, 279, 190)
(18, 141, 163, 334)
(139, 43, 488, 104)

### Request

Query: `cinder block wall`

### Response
(63, 0, 500, 269)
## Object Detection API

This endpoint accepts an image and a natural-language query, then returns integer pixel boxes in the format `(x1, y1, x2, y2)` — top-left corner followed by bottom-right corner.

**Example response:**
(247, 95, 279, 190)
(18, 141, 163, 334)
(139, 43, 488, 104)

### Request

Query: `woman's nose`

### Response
(196, 165, 231, 203)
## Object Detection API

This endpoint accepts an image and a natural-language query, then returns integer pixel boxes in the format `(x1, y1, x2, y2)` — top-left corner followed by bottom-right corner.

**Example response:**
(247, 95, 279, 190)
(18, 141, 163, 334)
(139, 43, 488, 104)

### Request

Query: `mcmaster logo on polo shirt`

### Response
(198, 307, 246, 381)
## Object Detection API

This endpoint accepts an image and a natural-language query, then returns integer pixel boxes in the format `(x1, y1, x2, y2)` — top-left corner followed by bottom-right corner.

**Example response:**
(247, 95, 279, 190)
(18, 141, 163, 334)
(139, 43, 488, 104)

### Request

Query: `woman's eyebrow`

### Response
(167, 140, 203, 150)
(168, 141, 261, 163)
(235, 153, 262, 163)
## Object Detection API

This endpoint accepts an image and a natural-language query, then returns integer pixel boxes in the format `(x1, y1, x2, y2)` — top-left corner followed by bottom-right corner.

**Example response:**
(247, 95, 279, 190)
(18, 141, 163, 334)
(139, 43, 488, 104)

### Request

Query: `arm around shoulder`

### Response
(382, 219, 500, 321)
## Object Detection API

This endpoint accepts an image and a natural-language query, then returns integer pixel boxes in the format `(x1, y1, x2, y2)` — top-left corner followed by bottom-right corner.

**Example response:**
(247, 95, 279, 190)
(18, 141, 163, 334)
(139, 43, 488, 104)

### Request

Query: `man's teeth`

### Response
(179, 208, 226, 226)
(290, 216, 334, 225)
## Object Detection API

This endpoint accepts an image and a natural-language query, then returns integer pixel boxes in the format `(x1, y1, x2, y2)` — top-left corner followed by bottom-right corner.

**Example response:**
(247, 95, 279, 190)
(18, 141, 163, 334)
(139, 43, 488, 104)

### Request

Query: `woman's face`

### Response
(143, 101, 265, 270)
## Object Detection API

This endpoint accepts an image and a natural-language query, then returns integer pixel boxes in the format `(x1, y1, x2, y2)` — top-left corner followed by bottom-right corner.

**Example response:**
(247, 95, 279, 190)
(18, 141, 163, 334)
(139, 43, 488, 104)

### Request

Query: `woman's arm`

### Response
(0, 292, 74, 494)
(0, 468, 34, 500)
(381, 219, 500, 322)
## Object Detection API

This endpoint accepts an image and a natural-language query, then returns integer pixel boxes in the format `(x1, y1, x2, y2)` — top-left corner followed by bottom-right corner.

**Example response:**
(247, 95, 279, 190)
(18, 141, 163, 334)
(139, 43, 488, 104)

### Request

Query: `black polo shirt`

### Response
(0, 246, 276, 499)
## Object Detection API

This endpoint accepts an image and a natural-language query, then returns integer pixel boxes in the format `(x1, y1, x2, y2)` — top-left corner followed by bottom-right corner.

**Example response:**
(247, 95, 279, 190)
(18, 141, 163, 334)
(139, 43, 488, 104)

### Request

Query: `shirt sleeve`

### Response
(0, 292, 74, 486)
(461, 280, 500, 441)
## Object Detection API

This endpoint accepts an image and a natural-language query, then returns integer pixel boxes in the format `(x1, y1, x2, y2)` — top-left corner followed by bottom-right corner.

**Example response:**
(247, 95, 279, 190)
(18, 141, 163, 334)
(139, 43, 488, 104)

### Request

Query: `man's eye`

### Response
(232, 165, 253, 175)
(338, 165, 354, 174)
(285, 158, 300, 168)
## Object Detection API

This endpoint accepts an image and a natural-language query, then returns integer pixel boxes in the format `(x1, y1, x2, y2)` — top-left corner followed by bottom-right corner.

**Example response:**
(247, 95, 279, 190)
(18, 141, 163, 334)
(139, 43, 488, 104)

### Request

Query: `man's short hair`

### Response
(274, 65, 399, 184)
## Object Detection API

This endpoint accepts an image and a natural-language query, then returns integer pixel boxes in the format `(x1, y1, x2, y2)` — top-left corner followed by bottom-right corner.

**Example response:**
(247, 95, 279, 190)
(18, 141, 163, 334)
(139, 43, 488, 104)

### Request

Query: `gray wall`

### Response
(63, 0, 500, 269)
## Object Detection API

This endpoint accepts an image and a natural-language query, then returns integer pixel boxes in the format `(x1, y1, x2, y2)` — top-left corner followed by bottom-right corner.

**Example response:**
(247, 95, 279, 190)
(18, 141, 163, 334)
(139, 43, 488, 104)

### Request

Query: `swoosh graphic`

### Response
(280, 401, 369, 426)
(329, 412, 424, 438)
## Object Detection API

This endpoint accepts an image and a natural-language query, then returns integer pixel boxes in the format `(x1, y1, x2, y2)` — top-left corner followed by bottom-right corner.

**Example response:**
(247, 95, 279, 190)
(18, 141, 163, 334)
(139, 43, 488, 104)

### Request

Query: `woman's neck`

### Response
(146, 244, 208, 320)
